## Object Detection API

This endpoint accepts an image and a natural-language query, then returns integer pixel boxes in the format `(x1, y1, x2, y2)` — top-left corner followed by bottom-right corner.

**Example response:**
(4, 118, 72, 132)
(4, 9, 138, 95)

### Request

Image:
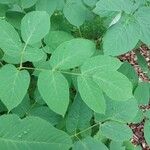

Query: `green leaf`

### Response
(136, 51, 149, 73)
(77, 76, 106, 114)
(93, 71, 133, 101)
(0, 19, 22, 53)
(38, 70, 69, 115)
(2, 53, 21, 64)
(6, 45, 45, 63)
(95, 96, 138, 123)
(124, 141, 141, 150)
(81, 55, 122, 75)
(0, 115, 72, 150)
(103, 16, 140, 56)
(11, 94, 31, 118)
(134, 82, 150, 105)
(110, 141, 125, 150)
(6, 11, 24, 30)
(73, 137, 108, 150)
(22, 46, 46, 62)
(135, 7, 150, 45)
(33, 60, 52, 76)
(83, 0, 98, 7)
(93, 0, 133, 14)
(66, 93, 93, 134)
(0, 0, 16, 4)
(0, 65, 30, 111)
(63, 1, 89, 27)
(144, 120, 150, 145)
(118, 62, 138, 88)
(20, 0, 37, 9)
(36, 0, 57, 16)
(0, 4, 8, 17)
(34, 88, 45, 105)
(44, 31, 74, 53)
(28, 106, 62, 126)
(101, 121, 132, 141)
(21, 11, 50, 45)
(50, 38, 96, 70)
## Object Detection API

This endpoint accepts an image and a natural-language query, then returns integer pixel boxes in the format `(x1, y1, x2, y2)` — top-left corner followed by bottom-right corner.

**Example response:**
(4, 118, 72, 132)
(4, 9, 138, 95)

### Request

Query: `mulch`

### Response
(119, 45, 150, 150)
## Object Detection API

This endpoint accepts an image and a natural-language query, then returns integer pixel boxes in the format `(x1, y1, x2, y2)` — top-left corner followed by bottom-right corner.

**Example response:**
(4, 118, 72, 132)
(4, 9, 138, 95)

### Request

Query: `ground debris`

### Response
(118, 45, 150, 82)
(119, 45, 150, 150)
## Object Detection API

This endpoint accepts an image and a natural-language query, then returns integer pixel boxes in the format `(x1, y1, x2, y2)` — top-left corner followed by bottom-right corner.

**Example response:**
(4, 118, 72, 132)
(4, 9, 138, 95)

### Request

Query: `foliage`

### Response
(0, 0, 150, 149)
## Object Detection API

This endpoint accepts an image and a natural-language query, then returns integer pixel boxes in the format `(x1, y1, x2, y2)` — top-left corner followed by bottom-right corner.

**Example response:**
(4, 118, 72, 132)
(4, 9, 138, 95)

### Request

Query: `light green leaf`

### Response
(28, 106, 62, 126)
(38, 70, 69, 115)
(124, 141, 141, 150)
(33, 60, 52, 76)
(81, 55, 122, 75)
(83, 0, 98, 7)
(101, 121, 132, 141)
(135, 7, 150, 45)
(0, 19, 22, 53)
(50, 38, 96, 70)
(20, 0, 37, 9)
(6, 11, 24, 30)
(44, 31, 74, 53)
(118, 62, 138, 88)
(95, 96, 138, 123)
(63, 1, 88, 27)
(11, 94, 31, 118)
(2, 53, 21, 64)
(66, 94, 93, 134)
(73, 137, 108, 150)
(144, 120, 150, 145)
(77, 76, 106, 114)
(0, 4, 8, 17)
(134, 82, 150, 105)
(21, 11, 50, 45)
(103, 16, 140, 56)
(93, 71, 133, 101)
(0, 0, 16, 4)
(36, 0, 57, 16)
(0, 65, 30, 111)
(136, 51, 149, 72)
(3, 45, 46, 63)
(5, 45, 47, 64)
(23, 46, 46, 62)
(0, 115, 72, 150)
(93, 0, 133, 14)
(110, 141, 125, 150)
